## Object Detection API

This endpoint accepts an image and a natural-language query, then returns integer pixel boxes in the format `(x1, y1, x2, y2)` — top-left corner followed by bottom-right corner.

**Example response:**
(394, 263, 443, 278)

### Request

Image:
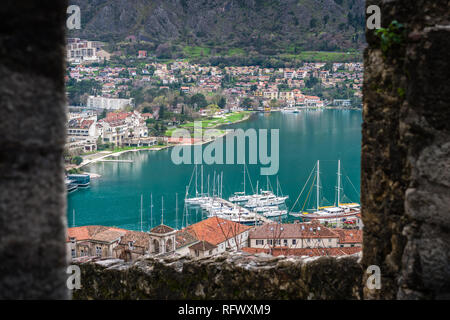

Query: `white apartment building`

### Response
(87, 96, 134, 110)
(67, 38, 103, 64)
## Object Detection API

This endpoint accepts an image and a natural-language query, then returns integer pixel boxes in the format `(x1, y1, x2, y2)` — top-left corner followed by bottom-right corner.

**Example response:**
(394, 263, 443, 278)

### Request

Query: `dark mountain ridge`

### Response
(69, 0, 366, 57)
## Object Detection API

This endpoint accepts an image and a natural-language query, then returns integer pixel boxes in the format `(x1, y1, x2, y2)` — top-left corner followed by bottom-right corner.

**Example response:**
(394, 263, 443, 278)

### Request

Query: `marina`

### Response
(67, 110, 362, 231)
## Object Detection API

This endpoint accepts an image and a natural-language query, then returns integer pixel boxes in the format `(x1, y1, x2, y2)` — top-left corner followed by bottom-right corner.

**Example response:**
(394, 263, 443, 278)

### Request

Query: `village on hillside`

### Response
(65, 38, 363, 168)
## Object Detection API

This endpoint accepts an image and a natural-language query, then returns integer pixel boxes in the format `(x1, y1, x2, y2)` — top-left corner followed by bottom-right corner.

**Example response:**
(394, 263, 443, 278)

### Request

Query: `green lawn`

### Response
(280, 51, 362, 62)
(183, 46, 211, 59)
(227, 48, 246, 56)
(164, 111, 250, 136)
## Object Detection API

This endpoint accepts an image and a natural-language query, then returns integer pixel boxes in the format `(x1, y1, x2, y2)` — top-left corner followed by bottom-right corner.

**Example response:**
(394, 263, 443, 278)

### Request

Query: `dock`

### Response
(211, 197, 273, 224)
(98, 159, 133, 163)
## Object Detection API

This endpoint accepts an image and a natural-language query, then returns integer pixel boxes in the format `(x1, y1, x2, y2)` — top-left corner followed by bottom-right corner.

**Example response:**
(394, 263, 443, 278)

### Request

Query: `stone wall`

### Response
(361, 0, 450, 299)
(73, 253, 363, 300)
(0, 1, 69, 299)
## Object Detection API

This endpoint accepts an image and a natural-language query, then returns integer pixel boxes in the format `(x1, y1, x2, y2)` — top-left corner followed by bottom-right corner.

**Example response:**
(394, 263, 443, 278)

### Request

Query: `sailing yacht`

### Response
(290, 160, 361, 224)
(185, 165, 212, 206)
(228, 164, 256, 203)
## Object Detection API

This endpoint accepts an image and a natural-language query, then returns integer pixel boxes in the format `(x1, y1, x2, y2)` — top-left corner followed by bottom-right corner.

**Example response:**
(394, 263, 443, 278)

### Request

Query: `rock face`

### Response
(0, 1, 69, 299)
(68, 0, 366, 52)
(73, 253, 363, 300)
(361, 0, 450, 299)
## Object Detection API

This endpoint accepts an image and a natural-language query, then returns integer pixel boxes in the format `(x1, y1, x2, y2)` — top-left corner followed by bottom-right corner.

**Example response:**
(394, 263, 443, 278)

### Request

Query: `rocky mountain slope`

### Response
(69, 0, 366, 56)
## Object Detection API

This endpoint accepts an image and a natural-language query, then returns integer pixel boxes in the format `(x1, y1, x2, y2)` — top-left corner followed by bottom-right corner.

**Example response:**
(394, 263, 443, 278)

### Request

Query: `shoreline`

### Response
(73, 112, 253, 171)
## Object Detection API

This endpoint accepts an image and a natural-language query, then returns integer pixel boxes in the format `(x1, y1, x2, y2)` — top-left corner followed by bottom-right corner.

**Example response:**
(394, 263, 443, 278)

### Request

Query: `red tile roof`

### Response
(67, 226, 126, 243)
(249, 222, 338, 239)
(150, 224, 175, 234)
(333, 229, 363, 244)
(67, 226, 150, 246)
(241, 246, 362, 257)
(175, 229, 198, 249)
(183, 217, 252, 246)
(189, 240, 217, 251)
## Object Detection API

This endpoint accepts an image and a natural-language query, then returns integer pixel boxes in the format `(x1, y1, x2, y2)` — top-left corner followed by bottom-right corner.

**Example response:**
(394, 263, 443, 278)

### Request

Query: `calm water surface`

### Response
(67, 110, 362, 230)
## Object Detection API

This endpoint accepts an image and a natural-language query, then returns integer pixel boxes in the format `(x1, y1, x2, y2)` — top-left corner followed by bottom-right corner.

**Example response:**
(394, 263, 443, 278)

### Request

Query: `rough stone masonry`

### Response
(0, 1, 69, 299)
(362, 0, 450, 299)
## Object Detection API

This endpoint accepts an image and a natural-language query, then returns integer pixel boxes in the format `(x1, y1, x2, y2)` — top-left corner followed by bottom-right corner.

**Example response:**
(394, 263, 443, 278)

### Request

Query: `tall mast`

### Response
(217, 173, 220, 198)
(337, 159, 341, 207)
(201, 165, 203, 197)
(183, 186, 188, 227)
(256, 180, 259, 195)
(221, 171, 223, 198)
(243, 164, 246, 194)
(73, 209, 75, 227)
(266, 176, 269, 191)
(317, 160, 320, 211)
(213, 171, 216, 197)
(276, 176, 279, 196)
(185, 192, 189, 227)
(195, 165, 198, 197)
(140, 194, 143, 232)
(207, 174, 210, 197)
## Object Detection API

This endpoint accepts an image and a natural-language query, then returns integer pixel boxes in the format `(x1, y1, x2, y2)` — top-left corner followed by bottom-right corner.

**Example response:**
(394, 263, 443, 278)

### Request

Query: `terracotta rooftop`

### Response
(67, 226, 126, 243)
(67, 226, 150, 247)
(150, 224, 175, 234)
(241, 246, 362, 257)
(189, 240, 217, 252)
(175, 229, 198, 249)
(249, 222, 338, 239)
(333, 229, 363, 244)
(183, 217, 252, 246)
(118, 230, 151, 250)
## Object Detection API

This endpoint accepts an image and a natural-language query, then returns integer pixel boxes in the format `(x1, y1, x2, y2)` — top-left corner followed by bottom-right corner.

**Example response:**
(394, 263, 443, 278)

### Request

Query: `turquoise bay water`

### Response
(67, 110, 362, 231)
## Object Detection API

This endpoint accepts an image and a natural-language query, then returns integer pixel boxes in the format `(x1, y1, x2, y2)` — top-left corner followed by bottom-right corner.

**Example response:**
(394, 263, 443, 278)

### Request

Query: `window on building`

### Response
(292, 239, 297, 245)
(96, 246, 102, 256)
(71, 249, 76, 258)
(283, 239, 288, 246)
(256, 240, 264, 245)
(268, 239, 273, 245)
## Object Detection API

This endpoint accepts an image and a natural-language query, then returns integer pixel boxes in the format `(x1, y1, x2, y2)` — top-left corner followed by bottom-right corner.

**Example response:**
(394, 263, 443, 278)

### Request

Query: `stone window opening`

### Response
(0, 1, 448, 300)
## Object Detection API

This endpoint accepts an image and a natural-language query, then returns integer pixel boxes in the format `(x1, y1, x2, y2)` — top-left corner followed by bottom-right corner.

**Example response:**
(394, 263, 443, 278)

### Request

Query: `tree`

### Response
(240, 97, 253, 109)
(310, 18, 318, 29)
(71, 156, 83, 166)
(306, 76, 320, 88)
(98, 109, 107, 120)
(158, 105, 166, 120)
(189, 93, 208, 110)
(206, 104, 220, 117)
(218, 97, 227, 109)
